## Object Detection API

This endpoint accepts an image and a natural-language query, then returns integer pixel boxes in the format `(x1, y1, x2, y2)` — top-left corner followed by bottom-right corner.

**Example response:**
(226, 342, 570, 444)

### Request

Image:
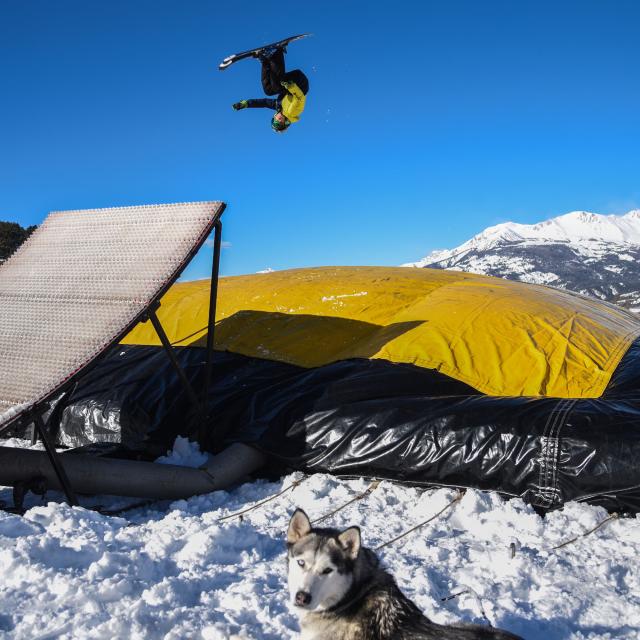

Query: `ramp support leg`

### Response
(148, 310, 203, 413)
(33, 412, 79, 507)
(204, 219, 222, 414)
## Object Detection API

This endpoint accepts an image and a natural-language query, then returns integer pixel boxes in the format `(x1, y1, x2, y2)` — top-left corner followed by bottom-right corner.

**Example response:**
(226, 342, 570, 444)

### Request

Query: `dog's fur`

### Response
(287, 509, 523, 640)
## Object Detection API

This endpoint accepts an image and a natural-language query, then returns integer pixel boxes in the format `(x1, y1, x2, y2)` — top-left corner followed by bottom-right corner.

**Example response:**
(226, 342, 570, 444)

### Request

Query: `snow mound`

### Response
(155, 436, 210, 468)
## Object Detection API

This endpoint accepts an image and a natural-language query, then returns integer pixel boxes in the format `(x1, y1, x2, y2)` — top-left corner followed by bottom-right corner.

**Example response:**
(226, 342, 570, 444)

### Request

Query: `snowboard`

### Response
(218, 33, 311, 71)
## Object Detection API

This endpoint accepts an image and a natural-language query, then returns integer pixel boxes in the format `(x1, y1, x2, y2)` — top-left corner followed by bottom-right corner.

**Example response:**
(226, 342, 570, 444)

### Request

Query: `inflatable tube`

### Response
(0, 443, 266, 500)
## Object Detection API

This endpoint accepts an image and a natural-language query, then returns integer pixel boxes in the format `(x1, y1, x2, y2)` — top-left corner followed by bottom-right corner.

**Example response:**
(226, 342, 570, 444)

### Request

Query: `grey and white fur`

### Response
(287, 509, 523, 640)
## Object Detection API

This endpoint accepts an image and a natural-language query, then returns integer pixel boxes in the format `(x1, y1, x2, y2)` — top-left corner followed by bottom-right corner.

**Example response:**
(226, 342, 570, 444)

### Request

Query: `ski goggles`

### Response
(271, 115, 289, 132)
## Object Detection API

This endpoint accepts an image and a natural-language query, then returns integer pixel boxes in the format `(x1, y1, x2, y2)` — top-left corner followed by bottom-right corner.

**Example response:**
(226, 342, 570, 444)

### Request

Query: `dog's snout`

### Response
(295, 590, 312, 606)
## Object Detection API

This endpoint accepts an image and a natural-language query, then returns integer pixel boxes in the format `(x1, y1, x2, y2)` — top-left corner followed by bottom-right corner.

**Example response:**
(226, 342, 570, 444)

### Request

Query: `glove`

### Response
(232, 100, 248, 110)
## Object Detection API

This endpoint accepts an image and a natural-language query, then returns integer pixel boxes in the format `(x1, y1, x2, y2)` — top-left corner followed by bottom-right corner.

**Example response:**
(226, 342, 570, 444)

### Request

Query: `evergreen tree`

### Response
(0, 221, 36, 262)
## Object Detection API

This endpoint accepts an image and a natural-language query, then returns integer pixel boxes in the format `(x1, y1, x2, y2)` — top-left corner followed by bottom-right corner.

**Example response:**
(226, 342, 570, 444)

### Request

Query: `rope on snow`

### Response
(550, 512, 619, 551)
(217, 476, 307, 523)
(375, 490, 465, 552)
(311, 480, 381, 525)
(439, 585, 492, 625)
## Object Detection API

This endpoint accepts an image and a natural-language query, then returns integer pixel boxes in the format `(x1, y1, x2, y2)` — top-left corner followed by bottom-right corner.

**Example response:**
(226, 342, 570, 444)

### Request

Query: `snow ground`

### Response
(0, 441, 638, 639)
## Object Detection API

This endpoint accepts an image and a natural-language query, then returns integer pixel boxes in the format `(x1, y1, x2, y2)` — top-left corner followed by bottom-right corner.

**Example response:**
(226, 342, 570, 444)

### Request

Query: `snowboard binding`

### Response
(219, 34, 309, 71)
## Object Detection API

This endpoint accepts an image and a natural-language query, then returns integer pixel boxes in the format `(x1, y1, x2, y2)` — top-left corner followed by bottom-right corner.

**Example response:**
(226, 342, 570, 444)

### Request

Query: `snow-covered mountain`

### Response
(404, 210, 640, 313)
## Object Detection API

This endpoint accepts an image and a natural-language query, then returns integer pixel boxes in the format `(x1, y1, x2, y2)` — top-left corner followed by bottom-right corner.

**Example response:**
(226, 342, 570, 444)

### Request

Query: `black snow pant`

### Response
(245, 50, 309, 111)
(261, 49, 309, 97)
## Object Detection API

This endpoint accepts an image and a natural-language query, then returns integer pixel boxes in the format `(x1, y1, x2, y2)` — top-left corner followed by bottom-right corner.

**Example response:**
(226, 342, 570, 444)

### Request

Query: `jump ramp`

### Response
(0, 201, 265, 509)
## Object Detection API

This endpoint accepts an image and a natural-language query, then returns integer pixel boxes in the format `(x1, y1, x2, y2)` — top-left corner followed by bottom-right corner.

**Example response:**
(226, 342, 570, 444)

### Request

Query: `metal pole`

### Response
(204, 219, 222, 407)
(33, 412, 79, 506)
(148, 309, 202, 412)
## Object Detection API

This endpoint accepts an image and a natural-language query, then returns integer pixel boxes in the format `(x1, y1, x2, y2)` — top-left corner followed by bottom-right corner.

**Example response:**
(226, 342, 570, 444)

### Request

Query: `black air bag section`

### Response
(29, 343, 640, 513)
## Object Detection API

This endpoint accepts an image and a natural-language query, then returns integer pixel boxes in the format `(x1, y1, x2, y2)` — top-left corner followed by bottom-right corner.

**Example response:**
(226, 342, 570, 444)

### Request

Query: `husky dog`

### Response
(287, 509, 523, 640)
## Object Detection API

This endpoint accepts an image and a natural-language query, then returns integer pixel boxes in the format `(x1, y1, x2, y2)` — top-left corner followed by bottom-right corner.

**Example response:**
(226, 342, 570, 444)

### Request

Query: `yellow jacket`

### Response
(280, 82, 306, 122)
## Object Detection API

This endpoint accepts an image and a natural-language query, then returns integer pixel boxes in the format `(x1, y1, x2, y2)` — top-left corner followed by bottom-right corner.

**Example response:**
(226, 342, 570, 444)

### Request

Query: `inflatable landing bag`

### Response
(51, 267, 640, 513)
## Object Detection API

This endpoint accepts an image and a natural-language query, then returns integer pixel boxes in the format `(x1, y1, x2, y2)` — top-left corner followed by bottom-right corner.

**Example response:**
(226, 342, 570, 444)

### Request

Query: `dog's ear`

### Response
(337, 526, 361, 560)
(288, 509, 312, 544)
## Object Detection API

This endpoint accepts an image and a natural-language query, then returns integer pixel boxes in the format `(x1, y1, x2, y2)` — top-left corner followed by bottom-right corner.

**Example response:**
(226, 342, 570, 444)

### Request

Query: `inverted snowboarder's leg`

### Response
(260, 49, 286, 96)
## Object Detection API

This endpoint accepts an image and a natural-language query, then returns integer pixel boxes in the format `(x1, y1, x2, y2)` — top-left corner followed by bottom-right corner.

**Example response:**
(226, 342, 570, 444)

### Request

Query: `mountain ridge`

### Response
(404, 209, 640, 313)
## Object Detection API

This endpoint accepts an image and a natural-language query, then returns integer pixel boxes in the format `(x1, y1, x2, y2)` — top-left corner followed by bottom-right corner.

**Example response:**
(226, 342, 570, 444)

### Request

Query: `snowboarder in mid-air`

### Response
(230, 43, 309, 133)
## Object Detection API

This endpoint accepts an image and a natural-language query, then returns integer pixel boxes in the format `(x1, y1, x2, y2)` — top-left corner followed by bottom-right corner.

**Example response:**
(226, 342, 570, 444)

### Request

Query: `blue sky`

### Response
(1, 0, 639, 279)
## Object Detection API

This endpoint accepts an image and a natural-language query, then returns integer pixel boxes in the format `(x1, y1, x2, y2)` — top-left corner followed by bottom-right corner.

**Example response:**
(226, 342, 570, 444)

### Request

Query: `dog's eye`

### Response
(297, 559, 305, 567)
(321, 567, 333, 575)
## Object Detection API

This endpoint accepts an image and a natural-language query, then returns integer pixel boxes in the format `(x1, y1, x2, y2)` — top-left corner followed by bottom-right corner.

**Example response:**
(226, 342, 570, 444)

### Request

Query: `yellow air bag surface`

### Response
(122, 266, 640, 398)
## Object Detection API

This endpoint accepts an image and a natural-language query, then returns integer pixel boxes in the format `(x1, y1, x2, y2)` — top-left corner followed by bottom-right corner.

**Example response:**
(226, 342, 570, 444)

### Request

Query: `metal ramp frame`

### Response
(0, 201, 226, 508)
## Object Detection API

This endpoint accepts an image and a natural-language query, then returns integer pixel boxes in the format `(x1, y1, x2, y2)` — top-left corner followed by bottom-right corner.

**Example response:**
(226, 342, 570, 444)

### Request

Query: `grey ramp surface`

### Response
(0, 201, 225, 431)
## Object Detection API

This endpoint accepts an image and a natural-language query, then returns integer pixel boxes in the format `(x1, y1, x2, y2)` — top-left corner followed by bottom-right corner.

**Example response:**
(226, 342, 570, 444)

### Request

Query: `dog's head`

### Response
(286, 508, 361, 613)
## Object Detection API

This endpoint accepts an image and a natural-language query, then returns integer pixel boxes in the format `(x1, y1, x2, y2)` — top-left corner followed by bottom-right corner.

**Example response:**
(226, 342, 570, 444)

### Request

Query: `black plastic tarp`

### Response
(18, 342, 640, 514)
